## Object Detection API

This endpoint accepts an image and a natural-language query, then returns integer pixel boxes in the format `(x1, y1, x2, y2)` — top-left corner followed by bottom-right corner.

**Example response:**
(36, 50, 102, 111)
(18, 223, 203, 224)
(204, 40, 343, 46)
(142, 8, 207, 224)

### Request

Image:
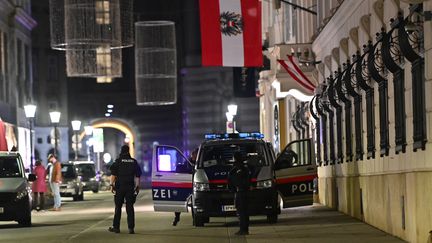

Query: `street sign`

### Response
(93, 128, 104, 153)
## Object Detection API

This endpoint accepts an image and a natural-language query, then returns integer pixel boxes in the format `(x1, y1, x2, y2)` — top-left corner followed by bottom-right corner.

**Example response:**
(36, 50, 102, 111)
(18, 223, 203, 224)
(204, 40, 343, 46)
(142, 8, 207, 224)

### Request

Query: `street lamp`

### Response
(24, 104, 36, 172)
(84, 125, 93, 161)
(226, 104, 238, 133)
(227, 104, 238, 116)
(71, 120, 81, 160)
(49, 111, 61, 156)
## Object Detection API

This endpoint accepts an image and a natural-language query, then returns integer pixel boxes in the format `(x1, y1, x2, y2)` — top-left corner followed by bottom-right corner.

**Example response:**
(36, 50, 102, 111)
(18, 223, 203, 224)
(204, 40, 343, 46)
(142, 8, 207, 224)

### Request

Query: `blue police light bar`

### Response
(204, 132, 264, 140)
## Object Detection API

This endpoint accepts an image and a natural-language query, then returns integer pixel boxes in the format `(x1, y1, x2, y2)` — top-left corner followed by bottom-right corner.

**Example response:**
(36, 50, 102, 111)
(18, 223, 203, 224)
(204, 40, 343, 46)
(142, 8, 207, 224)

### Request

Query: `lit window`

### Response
(96, 0, 110, 25)
(96, 46, 112, 75)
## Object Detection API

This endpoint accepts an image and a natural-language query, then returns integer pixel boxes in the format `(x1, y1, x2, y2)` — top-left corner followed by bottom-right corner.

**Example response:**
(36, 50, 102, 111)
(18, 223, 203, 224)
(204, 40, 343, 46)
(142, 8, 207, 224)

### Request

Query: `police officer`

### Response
(108, 145, 142, 234)
(228, 151, 251, 235)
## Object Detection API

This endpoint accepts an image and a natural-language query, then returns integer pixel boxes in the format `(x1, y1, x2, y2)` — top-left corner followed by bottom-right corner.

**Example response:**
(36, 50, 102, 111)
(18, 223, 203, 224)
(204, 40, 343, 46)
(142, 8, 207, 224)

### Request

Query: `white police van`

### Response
(151, 133, 317, 226)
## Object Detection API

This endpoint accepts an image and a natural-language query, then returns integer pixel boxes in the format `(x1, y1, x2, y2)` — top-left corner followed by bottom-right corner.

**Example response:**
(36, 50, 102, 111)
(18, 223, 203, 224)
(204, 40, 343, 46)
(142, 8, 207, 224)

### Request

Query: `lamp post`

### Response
(24, 104, 36, 173)
(49, 111, 61, 156)
(71, 120, 81, 160)
(84, 125, 93, 161)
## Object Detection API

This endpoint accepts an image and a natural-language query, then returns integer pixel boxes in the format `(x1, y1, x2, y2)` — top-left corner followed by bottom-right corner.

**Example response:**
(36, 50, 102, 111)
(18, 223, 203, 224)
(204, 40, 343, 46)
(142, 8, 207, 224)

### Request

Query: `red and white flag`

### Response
(199, 0, 262, 67)
(277, 55, 316, 94)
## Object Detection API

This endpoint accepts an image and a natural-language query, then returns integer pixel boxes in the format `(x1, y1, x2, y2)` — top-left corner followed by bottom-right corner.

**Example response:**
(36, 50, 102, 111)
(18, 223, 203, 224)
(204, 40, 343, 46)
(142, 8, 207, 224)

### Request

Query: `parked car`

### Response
(72, 161, 100, 193)
(0, 152, 35, 226)
(60, 163, 84, 201)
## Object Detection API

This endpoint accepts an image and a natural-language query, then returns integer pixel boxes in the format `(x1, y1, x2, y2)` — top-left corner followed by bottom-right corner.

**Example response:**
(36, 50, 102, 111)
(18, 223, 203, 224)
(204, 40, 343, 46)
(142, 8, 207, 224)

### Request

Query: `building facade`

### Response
(261, 0, 432, 242)
(32, 0, 69, 163)
(0, 0, 37, 168)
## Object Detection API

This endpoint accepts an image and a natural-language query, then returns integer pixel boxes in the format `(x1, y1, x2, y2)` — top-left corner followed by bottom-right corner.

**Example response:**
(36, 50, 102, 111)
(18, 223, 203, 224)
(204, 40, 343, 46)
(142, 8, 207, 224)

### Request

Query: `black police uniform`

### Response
(109, 152, 142, 231)
(228, 160, 251, 235)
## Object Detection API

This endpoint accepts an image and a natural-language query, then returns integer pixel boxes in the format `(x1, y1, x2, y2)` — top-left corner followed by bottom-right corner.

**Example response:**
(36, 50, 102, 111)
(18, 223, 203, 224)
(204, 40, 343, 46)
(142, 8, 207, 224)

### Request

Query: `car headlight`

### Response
(193, 182, 210, 192)
(16, 189, 28, 201)
(256, 179, 273, 189)
(67, 181, 77, 188)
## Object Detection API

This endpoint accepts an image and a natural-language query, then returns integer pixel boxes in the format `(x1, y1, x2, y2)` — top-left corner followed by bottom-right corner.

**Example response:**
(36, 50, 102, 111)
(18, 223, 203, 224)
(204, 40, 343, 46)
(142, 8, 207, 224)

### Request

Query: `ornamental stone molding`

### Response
(373, 0, 385, 26)
(340, 38, 350, 58)
(332, 47, 340, 66)
(360, 15, 372, 40)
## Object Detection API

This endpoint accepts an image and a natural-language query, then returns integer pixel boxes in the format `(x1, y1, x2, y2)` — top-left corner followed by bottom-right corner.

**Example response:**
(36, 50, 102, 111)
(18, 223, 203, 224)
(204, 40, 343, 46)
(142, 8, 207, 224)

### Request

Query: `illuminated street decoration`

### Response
(49, 0, 133, 78)
(66, 45, 122, 77)
(135, 21, 177, 105)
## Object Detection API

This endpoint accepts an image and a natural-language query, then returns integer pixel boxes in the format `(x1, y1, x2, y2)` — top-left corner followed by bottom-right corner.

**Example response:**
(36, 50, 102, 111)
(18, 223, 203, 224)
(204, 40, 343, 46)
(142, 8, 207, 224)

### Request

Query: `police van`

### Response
(151, 133, 317, 226)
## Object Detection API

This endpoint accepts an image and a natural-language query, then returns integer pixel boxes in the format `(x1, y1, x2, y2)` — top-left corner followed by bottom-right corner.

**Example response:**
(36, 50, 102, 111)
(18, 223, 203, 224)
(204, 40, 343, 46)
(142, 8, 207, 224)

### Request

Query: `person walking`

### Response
(172, 148, 198, 226)
(48, 154, 62, 211)
(228, 151, 251, 235)
(32, 160, 47, 211)
(108, 145, 142, 234)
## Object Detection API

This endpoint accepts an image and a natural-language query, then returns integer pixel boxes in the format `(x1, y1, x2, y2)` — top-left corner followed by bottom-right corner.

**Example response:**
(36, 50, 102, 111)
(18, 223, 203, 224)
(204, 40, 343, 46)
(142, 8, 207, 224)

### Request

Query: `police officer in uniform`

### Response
(228, 151, 251, 235)
(108, 145, 142, 234)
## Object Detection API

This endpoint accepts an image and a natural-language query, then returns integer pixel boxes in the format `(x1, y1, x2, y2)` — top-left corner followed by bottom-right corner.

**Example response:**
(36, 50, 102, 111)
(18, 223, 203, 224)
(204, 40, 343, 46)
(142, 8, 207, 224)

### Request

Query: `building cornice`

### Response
(312, 0, 366, 60)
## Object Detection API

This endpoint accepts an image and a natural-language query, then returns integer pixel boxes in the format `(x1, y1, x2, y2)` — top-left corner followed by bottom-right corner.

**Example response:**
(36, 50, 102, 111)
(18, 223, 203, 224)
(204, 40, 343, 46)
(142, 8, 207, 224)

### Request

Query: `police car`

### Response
(151, 133, 317, 227)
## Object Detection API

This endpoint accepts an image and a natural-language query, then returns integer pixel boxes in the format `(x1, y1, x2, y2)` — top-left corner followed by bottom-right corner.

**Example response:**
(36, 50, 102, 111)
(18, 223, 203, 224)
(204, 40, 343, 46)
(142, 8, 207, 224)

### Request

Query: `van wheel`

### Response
(267, 213, 278, 224)
(193, 213, 205, 227)
(73, 195, 79, 201)
(18, 211, 32, 227)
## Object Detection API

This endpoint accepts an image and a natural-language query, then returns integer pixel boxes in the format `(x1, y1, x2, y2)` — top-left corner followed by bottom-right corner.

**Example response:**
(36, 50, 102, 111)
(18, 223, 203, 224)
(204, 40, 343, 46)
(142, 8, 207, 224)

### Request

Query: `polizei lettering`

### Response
(153, 189, 172, 199)
(290, 182, 314, 195)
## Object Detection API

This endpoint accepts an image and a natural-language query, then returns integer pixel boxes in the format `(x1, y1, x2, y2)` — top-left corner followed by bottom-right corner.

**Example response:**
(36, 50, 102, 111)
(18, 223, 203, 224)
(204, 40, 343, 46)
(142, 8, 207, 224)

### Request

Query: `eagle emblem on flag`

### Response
(220, 11, 243, 36)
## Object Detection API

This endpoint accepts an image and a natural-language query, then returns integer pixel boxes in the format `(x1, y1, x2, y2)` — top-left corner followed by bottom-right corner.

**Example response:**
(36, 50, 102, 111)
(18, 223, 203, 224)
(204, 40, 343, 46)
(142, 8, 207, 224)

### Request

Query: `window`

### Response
(275, 139, 312, 170)
(366, 89, 375, 158)
(96, 46, 112, 75)
(354, 96, 363, 160)
(199, 142, 269, 169)
(344, 103, 353, 162)
(326, 109, 335, 165)
(95, 0, 110, 25)
(336, 107, 343, 163)
(0, 157, 22, 178)
(156, 146, 192, 173)
(283, 4, 295, 43)
(61, 164, 77, 179)
(411, 58, 427, 151)
(76, 164, 96, 177)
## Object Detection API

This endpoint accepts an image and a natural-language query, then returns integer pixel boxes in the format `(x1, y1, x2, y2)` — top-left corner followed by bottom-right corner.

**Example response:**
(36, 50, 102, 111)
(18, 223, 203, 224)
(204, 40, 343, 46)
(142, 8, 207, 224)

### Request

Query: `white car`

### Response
(0, 152, 35, 226)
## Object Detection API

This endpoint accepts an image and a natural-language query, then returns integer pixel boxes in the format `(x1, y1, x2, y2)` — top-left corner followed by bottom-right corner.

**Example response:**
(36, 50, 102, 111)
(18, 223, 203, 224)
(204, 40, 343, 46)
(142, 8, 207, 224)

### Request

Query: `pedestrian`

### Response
(108, 145, 142, 234)
(172, 148, 198, 226)
(47, 154, 62, 211)
(32, 159, 47, 211)
(228, 151, 251, 235)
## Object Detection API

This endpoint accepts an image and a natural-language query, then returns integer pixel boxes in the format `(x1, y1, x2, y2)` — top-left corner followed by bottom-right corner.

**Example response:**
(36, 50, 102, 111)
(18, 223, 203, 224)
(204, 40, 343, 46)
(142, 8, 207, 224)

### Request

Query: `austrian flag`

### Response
(199, 0, 262, 67)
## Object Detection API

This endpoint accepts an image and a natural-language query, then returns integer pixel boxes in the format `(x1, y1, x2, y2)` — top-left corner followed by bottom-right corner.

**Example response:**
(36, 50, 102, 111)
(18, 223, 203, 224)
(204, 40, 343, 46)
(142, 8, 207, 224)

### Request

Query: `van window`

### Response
(198, 142, 268, 168)
(76, 164, 96, 177)
(61, 164, 76, 178)
(0, 157, 22, 178)
(275, 139, 311, 169)
(156, 146, 192, 173)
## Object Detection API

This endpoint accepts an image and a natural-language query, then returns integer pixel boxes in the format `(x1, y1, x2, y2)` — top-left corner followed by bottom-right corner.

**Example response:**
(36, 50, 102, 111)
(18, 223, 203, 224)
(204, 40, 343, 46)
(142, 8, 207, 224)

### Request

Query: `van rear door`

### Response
(151, 145, 193, 212)
(274, 139, 317, 208)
